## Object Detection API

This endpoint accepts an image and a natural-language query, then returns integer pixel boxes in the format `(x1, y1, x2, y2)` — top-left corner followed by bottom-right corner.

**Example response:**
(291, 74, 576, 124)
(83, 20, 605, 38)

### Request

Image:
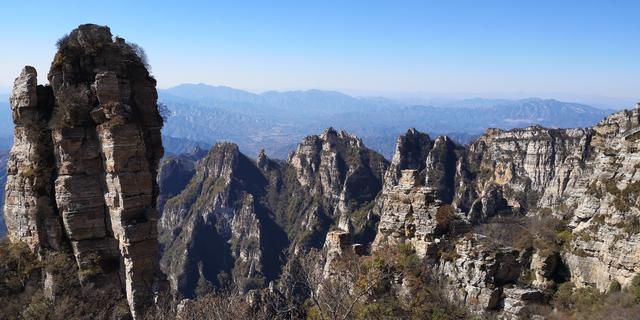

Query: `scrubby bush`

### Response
(0, 240, 131, 319)
(610, 280, 622, 293)
(55, 34, 70, 50)
(157, 102, 171, 123)
(550, 276, 640, 319)
(127, 42, 150, 69)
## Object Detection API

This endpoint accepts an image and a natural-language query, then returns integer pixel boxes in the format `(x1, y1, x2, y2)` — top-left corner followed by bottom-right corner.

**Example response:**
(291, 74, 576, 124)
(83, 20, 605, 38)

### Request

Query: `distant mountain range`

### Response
(159, 84, 613, 158)
(0, 85, 617, 159)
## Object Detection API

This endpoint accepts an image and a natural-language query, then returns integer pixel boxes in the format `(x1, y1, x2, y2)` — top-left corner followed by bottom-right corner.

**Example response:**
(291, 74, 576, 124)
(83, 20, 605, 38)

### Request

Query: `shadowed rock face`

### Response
(156, 146, 207, 213)
(3, 24, 164, 318)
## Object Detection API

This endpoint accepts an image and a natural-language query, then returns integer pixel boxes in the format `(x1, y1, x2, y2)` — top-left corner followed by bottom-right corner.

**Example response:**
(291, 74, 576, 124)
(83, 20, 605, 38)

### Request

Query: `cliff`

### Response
(3, 24, 165, 318)
(370, 105, 640, 317)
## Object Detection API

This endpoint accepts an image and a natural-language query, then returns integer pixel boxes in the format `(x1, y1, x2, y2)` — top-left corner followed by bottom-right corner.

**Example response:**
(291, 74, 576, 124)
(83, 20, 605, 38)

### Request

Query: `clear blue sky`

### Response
(0, 0, 638, 105)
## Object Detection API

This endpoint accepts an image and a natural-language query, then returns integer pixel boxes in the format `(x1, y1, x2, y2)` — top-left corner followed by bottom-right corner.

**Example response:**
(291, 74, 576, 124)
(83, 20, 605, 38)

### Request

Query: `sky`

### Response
(0, 0, 638, 107)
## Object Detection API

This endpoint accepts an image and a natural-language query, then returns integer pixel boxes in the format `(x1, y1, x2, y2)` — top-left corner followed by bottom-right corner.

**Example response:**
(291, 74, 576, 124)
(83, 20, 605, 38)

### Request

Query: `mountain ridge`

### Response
(159, 84, 612, 159)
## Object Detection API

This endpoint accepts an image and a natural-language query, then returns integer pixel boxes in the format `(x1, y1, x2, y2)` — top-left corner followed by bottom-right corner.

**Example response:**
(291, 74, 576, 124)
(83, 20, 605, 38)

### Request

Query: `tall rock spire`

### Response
(4, 24, 165, 318)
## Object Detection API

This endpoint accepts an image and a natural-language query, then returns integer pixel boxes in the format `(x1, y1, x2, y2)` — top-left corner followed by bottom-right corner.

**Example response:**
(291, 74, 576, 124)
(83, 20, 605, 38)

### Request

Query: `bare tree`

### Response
(274, 248, 388, 320)
(175, 288, 269, 320)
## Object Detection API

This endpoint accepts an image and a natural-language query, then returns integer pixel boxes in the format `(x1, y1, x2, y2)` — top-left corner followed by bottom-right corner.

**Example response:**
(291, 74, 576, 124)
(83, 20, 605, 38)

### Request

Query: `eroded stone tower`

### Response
(4, 24, 164, 318)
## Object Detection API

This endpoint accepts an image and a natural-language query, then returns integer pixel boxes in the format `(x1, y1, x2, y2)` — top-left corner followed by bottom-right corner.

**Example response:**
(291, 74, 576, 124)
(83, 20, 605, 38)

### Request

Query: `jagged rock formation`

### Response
(383, 128, 433, 190)
(288, 128, 387, 219)
(160, 143, 284, 297)
(436, 234, 538, 315)
(154, 101, 640, 317)
(322, 230, 354, 277)
(454, 125, 592, 218)
(453, 107, 640, 291)
(3, 24, 165, 318)
(382, 129, 463, 200)
(286, 128, 388, 245)
(372, 105, 640, 317)
(159, 129, 388, 297)
(4, 67, 60, 251)
(372, 169, 470, 258)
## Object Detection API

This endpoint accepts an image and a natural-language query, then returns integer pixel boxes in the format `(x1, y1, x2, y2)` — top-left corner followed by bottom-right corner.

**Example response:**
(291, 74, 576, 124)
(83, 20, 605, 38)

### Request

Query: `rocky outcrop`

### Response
(371, 106, 640, 317)
(160, 129, 389, 297)
(455, 125, 592, 217)
(322, 230, 354, 277)
(286, 128, 388, 247)
(0, 151, 9, 237)
(3, 24, 165, 318)
(4, 67, 60, 251)
(436, 234, 544, 319)
(289, 127, 388, 217)
(383, 128, 433, 190)
(454, 107, 640, 291)
(373, 169, 468, 257)
(382, 129, 462, 201)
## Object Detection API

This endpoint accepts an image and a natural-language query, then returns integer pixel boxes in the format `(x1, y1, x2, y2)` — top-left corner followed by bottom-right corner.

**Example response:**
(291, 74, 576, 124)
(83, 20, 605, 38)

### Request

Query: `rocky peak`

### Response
(200, 142, 240, 183)
(424, 135, 461, 202)
(256, 149, 268, 168)
(159, 141, 287, 296)
(319, 126, 338, 140)
(288, 128, 388, 215)
(382, 128, 462, 204)
(383, 128, 433, 190)
(255, 148, 279, 172)
(4, 24, 164, 318)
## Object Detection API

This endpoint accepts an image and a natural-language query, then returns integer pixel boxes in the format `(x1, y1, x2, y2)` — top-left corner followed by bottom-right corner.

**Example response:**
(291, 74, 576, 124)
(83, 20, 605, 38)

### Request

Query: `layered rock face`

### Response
(5, 67, 61, 251)
(382, 129, 463, 201)
(436, 234, 537, 316)
(455, 109, 640, 290)
(4, 24, 165, 318)
(455, 125, 592, 218)
(0, 151, 9, 237)
(373, 169, 467, 257)
(372, 106, 640, 317)
(373, 129, 467, 257)
(286, 128, 388, 246)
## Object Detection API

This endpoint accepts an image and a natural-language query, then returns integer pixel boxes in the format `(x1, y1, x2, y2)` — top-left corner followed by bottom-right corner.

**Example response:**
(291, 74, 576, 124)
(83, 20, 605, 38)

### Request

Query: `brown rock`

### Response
(3, 24, 165, 319)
